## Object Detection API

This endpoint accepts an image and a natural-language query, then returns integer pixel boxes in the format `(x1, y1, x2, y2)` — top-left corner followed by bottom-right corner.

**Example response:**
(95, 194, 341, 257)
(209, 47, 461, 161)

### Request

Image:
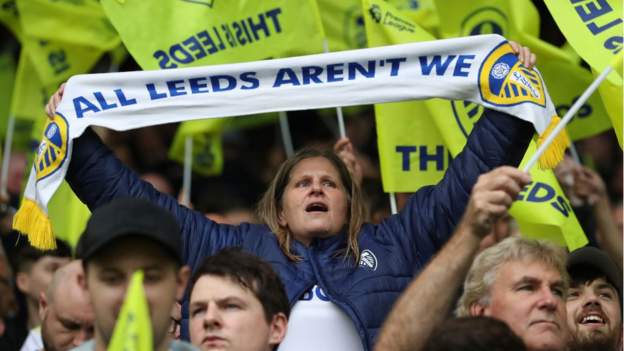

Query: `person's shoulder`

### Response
(170, 339, 199, 351)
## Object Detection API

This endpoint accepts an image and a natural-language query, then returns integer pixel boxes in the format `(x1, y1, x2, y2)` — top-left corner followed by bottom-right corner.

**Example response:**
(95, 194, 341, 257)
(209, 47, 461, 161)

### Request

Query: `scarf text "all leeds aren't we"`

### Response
(14, 34, 568, 249)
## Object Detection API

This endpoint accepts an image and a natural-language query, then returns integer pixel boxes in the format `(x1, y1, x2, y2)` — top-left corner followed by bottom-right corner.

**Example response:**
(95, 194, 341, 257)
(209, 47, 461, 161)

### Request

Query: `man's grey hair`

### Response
(455, 236, 569, 317)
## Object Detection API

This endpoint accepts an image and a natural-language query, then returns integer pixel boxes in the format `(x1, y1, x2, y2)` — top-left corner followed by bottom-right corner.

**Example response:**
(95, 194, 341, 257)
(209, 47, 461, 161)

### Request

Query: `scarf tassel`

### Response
(537, 116, 570, 169)
(12, 198, 57, 250)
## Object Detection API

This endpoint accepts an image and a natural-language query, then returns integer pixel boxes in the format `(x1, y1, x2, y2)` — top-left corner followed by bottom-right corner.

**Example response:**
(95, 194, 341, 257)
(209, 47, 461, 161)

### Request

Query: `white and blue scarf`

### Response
(14, 34, 567, 249)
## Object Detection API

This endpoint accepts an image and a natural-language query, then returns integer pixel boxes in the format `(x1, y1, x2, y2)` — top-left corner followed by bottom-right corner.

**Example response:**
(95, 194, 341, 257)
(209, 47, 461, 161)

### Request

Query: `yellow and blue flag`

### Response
(108, 270, 153, 351)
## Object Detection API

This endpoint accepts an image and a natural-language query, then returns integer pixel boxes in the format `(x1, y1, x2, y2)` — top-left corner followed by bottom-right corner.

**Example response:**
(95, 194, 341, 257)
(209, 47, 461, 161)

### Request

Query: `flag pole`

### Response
(523, 59, 619, 172)
(389, 192, 398, 215)
(323, 40, 347, 138)
(279, 111, 294, 158)
(181, 136, 192, 207)
(568, 142, 581, 164)
(0, 114, 15, 199)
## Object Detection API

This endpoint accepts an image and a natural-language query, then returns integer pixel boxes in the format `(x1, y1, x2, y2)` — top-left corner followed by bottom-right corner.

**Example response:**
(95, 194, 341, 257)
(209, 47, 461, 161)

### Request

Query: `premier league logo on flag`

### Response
(35, 115, 68, 181)
(479, 43, 547, 107)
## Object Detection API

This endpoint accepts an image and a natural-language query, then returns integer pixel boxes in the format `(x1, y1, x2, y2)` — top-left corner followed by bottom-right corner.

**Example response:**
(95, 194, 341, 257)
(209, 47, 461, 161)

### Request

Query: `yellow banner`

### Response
(512, 141, 588, 250)
(544, 0, 623, 85)
(364, 0, 449, 192)
(48, 181, 90, 249)
(426, 99, 587, 251)
(17, 0, 120, 51)
(9, 49, 50, 152)
(366, 0, 587, 250)
(21, 38, 105, 88)
(101, 0, 325, 70)
(152, 1, 324, 175)
(0, 0, 21, 41)
(319, 0, 438, 52)
(434, 0, 515, 38)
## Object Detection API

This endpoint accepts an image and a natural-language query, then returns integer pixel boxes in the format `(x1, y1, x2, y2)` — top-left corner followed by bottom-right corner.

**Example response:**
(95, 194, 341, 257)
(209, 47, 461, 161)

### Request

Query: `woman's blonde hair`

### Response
(455, 236, 569, 317)
(256, 148, 368, 262)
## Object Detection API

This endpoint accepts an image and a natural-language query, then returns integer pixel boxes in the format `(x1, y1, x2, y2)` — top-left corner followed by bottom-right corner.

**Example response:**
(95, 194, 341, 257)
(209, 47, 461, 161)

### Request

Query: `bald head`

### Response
(40, 260, 94, 351)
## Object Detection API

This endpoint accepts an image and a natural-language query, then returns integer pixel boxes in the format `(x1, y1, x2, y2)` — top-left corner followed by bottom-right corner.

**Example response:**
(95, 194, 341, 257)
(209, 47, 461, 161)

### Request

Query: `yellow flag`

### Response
(540, 60, 611, 141)
(0, 0, 22, 41)
(317, 0, 365, 52)
(319, 0, 438, 53)
(363, 0, 449, 192)
(108, 270, 153, 351)
(9, 49, 50, 152)
(543, 0, 622, 85)
(17, 0, 120, 51)
(20, 38, 105, 88)
(365, 0, 587, 249)
(169, 119, 225, 176)
(374, 102, 450, 192)
(511, 141, 588, 250)
(147, 1, 324, 175)
(542, 0, 623, 146)
(101, 0, 325, 70)
(426, 99, 587, 251)
(47, 181, 90, 249)
(387, 0, 439, 35)
(433, 0, 516, 38)
(13, 0, 110, 87)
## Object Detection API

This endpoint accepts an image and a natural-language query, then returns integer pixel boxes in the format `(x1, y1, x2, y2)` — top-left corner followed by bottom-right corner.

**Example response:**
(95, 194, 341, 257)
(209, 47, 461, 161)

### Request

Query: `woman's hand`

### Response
(45, 83, 66, 119)
(509, 41, 537, 68)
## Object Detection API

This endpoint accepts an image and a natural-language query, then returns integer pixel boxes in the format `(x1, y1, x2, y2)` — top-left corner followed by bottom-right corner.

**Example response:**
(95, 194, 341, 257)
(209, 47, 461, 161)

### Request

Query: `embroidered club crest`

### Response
(35, 115, 68, 181)
(479, 43, 546, 108)
(359, 249, 378, 271)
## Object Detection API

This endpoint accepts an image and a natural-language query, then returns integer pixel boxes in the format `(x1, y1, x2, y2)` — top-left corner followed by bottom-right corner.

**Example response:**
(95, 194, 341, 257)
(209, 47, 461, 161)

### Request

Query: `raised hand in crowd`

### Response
(573, 165, 622, 271)
(375, 166, 530, 351)
(334, 137, 363, 186)
(461, 166, 530, 241)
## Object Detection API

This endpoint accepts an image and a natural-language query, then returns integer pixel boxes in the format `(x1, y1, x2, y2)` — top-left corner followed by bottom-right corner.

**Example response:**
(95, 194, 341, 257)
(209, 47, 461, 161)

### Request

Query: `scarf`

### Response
(13, 34, 568, 249)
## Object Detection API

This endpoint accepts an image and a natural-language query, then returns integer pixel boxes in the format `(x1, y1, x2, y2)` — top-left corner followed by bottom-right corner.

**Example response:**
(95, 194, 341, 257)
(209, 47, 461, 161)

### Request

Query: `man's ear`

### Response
(175, 266, 191, 301)
(268, 312, 288, 346)
(469, 302, 487, 316)
(38, 291, 48, 321)
(77, 268, 88, 290)
(16, 272, 30, 294)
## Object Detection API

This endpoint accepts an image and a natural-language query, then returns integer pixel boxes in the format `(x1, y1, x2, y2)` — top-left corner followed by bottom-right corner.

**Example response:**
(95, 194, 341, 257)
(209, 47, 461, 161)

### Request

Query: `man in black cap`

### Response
(71, 198, 196, 351)
(566, 246, 622, 351)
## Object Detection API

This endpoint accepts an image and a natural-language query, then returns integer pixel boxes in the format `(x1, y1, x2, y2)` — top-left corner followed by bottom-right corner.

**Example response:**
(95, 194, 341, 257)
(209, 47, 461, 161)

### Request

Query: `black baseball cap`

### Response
(76, 197, 183, 264)
(567, 246, 622, 298)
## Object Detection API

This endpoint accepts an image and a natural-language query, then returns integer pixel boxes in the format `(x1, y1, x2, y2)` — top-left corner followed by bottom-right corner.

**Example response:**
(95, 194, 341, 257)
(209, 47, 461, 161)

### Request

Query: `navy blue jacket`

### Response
(66, 109, 532, 351)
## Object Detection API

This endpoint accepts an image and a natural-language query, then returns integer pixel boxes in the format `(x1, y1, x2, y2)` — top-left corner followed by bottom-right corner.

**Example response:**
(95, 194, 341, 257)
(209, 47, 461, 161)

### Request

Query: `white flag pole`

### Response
(279, 111, 294, 158)
(323, 40, 347, 138)
(181, 136, 192, 207)
(0, 114, 15, 199)
(389, 192, 398, 215)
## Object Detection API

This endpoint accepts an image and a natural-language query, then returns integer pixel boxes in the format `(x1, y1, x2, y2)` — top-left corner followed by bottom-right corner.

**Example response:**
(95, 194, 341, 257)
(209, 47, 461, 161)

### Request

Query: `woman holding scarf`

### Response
(47, 44, 536, 351)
